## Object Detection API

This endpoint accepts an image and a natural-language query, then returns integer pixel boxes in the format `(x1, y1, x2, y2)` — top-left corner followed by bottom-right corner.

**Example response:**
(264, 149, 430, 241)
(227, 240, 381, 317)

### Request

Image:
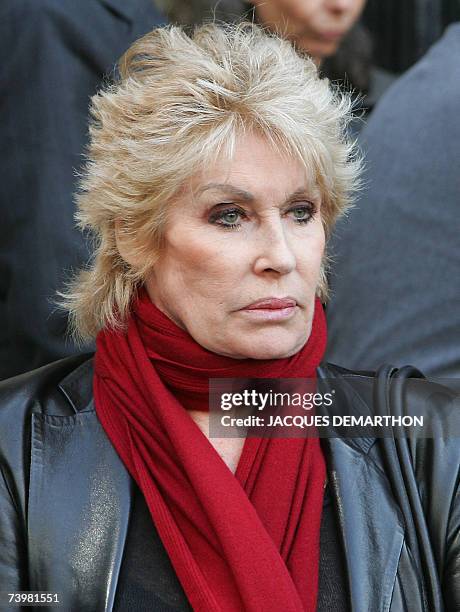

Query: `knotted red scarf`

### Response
(94, 288, 327, 611)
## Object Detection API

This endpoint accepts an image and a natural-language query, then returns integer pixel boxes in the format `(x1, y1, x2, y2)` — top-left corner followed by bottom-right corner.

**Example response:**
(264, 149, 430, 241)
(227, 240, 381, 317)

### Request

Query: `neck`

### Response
(188, 409, 246, 473)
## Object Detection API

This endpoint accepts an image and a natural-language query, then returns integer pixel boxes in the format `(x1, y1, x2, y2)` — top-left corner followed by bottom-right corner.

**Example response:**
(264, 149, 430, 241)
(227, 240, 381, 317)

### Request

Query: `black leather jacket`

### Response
(0, 355, 459, 611)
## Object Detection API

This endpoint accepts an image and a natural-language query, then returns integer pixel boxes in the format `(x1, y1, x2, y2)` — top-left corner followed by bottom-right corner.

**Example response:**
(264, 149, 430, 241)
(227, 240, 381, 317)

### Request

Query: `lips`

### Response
(243, 298, 297, 310)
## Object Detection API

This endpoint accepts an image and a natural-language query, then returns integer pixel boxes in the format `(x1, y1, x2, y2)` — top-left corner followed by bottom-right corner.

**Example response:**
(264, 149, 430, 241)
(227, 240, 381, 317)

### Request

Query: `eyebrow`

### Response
(196, 183, 318, 203)
(196, 183, 254, 201)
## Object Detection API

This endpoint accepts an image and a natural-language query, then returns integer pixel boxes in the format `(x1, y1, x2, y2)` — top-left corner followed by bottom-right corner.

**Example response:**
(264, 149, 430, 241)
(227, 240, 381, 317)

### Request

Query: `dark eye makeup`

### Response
(208, 202, 317, 230)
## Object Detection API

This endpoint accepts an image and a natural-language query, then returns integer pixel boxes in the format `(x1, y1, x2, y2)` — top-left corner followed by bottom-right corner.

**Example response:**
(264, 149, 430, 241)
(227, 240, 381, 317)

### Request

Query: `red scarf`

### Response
(94, 289, 327, 611)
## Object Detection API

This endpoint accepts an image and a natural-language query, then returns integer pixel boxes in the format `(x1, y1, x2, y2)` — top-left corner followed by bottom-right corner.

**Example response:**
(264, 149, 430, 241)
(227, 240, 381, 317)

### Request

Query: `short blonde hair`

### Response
(63, 22, 360, 340)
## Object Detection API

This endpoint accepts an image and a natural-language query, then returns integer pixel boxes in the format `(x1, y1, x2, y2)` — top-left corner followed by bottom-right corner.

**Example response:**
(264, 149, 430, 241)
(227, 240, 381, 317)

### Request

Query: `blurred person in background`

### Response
(160, 0, 395, 121)
(0, 0, 164, 380)
(325, 22, 460, 378)
(246, 0, 367, 63)
(251, 0, 395, 120)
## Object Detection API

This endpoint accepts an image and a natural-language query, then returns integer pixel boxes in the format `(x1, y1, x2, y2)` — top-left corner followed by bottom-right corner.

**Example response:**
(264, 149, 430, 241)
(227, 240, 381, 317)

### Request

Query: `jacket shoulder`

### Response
(318, 361, 459, 465)
(0, 354, 94, 508)
(0, 354, 94, 422)
(318, 361, 376, 379)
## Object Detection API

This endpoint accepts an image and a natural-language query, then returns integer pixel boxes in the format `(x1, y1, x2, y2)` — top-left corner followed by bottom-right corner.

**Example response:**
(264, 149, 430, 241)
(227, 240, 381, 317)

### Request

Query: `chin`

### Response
(304, 41, 338, 60)
(237, 335, 307, 361)
(248, 347, 300, 360)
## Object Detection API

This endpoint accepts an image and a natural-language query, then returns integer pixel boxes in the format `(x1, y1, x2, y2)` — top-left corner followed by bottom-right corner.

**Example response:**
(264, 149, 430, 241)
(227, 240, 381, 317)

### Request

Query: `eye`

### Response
(221, 210, 240, 225)
(287, 203, 316, 224)
(208, 206, 247, 230)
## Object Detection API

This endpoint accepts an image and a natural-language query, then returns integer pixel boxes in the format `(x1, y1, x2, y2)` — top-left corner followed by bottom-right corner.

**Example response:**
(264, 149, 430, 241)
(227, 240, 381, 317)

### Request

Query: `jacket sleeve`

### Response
(408, 383, 460, 612)
(0, 464, 27, 598)
(0, 374, 31, 601)
(443, 473, 460, 611)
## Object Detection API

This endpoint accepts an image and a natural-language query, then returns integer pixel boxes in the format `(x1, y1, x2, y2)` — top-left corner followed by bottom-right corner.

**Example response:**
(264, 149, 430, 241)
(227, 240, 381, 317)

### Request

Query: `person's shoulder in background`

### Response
(0, 0, 165, 381)
(325, 23, 460, 378)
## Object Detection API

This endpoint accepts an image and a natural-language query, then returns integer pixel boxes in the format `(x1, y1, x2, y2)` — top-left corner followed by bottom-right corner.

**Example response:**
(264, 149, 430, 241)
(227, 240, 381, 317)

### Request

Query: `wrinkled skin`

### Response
(140, 132, 325, 360)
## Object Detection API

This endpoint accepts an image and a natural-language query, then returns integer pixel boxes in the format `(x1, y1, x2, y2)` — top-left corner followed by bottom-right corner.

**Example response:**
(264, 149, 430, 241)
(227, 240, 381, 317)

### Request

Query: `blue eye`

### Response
(209, 207, 245, 230)
(221, 210, 240, 225)
(288, 203, 316, 224)
(208, 202, 316, 230)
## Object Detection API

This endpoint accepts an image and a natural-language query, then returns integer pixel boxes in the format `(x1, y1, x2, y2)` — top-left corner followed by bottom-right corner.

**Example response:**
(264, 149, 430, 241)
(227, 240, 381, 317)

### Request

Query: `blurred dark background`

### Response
(157, 0, 460, 74)
(2, 0, 459, 379)
(363, 0, 460, 72)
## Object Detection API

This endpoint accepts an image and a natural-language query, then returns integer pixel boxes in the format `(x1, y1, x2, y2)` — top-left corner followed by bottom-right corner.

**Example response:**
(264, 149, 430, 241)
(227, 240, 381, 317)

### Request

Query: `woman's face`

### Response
(144, 132, 325, 360)
(252, 0, 366, 60)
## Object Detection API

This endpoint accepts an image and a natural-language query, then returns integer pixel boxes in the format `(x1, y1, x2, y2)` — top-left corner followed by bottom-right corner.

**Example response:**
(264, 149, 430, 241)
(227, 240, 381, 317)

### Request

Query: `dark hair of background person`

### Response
(321, 24, 372, 96)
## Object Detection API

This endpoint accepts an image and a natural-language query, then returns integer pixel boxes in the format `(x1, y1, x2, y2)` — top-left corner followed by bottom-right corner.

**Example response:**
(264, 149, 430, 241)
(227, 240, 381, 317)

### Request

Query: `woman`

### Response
(0, 23, 458, 612)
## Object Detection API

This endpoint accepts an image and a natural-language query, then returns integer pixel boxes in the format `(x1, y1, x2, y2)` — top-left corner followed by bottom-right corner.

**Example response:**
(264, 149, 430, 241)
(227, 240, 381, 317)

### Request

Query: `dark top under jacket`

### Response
(0, 355, 459, 611)
(112, 483, 349, 611)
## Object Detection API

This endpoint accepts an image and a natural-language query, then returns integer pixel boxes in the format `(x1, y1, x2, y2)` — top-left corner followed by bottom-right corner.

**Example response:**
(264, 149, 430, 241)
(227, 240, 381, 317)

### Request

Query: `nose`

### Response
(252, 218, 296, 276)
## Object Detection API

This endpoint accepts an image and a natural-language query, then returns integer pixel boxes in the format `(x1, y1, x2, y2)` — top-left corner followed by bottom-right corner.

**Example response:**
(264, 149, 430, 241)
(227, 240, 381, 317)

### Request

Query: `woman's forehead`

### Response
(187, 133, 321, 198)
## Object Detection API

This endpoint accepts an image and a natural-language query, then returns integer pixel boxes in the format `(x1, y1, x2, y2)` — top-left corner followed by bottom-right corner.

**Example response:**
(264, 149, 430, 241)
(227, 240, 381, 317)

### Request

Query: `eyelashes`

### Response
(208, 203, 317, 230)
(208, 207, 245, 230)
(210, 208, 242, 229)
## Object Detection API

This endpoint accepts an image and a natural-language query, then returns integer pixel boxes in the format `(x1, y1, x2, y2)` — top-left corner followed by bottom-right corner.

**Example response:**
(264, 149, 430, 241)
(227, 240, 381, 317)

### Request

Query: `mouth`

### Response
(244, 297, 297, 310)
(239, 297, 298, 322)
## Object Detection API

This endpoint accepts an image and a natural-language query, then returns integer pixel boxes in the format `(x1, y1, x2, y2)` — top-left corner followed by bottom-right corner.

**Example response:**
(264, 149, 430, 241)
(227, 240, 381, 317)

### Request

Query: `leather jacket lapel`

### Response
(317, 366, 406, 612)
(325, 437, 405, 612)
(28, 404, 132, 611)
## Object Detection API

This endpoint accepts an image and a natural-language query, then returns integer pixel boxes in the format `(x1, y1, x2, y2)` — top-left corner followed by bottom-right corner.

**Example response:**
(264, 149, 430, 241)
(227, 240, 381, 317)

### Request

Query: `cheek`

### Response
(354, 0, 366, 17)
(165, 235, 243, 299)
(258, 1, 313, 36)
(287, 0, 320, 25)
(297, 228, 325, 280)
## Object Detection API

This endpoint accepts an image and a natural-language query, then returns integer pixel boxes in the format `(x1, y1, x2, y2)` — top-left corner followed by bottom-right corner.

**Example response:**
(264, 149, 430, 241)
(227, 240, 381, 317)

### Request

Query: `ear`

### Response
(114, 219, 142, 269)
